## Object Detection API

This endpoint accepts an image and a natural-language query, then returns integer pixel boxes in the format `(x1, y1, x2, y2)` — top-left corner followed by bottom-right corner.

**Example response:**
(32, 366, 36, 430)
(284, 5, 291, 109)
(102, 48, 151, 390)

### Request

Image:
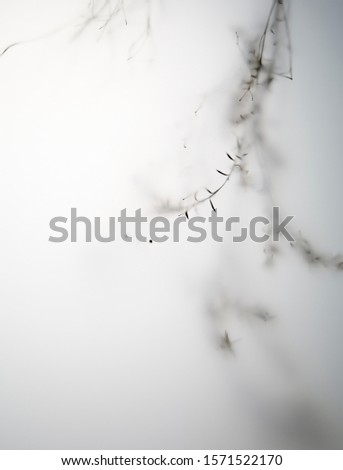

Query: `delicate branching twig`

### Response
(0, 42, 19, 56)
(127, 15, 151, 60)
(99, 0, 127, 31)
(181, 156, 241, 215)
(181, 0, 293, 219)
(290, 234, 343, 270)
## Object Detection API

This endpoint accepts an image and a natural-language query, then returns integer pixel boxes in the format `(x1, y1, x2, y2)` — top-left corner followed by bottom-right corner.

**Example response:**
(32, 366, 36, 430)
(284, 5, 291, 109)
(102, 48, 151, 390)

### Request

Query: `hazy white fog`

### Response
(0, 0, 342, 449)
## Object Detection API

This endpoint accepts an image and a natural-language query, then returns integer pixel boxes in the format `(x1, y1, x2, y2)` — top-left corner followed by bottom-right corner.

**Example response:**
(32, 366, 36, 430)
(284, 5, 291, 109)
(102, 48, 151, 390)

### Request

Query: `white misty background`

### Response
(0, 0, 342, 449)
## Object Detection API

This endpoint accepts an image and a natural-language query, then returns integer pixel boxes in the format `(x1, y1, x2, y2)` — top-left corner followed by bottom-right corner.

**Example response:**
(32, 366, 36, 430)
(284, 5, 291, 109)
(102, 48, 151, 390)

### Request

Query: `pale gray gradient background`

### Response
(0, 0, 342, 449)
